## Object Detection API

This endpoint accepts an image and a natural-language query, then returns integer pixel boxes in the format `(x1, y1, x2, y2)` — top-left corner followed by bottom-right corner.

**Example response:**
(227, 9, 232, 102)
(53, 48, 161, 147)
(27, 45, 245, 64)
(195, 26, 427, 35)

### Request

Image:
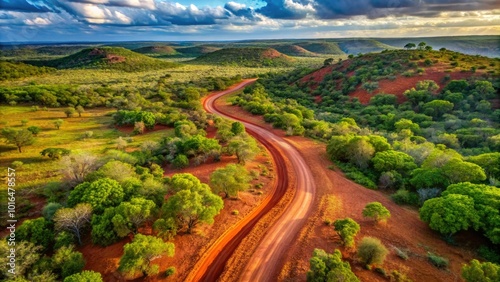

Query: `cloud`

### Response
(0, 0, 53, 13)
(257, 0, 315, 19)
(65, 0, 156, 10)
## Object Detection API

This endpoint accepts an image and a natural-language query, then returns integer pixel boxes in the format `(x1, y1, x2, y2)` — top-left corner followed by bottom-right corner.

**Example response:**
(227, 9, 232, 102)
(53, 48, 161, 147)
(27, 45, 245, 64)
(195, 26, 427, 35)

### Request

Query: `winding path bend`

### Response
(187, 79, 316, 282)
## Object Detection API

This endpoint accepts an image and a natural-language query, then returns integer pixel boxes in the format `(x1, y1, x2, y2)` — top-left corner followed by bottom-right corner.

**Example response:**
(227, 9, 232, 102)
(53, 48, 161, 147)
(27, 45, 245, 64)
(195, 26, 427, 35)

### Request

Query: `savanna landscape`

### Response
(1, 1, 500, 282)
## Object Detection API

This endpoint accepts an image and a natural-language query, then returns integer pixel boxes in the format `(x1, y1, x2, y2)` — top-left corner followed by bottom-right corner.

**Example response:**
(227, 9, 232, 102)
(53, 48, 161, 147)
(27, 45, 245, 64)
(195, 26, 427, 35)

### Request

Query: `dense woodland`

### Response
(1, 41, 499, 281)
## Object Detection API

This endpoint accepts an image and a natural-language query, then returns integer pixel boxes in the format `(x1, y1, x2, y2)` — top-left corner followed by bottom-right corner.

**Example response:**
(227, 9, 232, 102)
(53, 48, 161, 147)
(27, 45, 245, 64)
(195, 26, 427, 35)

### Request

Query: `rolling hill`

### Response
(34, 47, 178, 71)
(295, 42, 345, 55)
(338, 39, 397, 54)
(298, 49, 499, 104)
(273, 45, 319, 57)
(190, 47, 295, 67)
(133, 45, 178, 56)
(176, 46, 221, 57)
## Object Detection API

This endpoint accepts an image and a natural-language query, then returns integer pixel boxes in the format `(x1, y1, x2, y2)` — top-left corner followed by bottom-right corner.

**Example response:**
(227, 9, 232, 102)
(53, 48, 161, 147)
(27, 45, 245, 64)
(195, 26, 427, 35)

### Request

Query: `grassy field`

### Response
(0, 106, 173, 192)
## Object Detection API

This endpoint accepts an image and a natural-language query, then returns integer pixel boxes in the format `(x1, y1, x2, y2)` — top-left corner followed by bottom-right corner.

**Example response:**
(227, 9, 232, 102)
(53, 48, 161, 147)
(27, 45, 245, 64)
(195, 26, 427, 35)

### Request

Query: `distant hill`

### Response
(190, 47, 295, 67)
(297, 49, 499, 104)
(35, 47, 178, 72)
(378, 36, 500, 58)
(176, 46, 221, 57)
(273, 45, 319, 57)
(295, 42, 345, 55)
(0, 61, 56, 81)
(338, 39, 397, 54)
(133, 45, 178, 56)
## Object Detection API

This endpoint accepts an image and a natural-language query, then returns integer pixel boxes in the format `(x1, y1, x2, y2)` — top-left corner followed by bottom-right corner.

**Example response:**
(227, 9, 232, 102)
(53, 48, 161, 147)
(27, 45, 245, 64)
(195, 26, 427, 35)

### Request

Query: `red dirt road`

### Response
(187, 79, 316, 282)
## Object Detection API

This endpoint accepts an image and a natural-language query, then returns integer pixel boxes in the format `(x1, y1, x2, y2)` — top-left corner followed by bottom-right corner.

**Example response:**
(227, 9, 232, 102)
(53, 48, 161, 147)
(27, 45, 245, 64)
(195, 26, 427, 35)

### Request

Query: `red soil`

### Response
(350, 67, 480, 104)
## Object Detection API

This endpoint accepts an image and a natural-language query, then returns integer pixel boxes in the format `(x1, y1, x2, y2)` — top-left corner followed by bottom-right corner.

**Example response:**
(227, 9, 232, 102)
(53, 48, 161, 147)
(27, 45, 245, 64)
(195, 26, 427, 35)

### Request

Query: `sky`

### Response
(0, 0, 499, 42)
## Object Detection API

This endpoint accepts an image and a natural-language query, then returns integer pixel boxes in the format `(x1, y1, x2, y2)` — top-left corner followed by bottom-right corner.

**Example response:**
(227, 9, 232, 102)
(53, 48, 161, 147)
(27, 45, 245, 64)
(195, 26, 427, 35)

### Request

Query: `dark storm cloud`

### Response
(0, 0, 53, 13)
(318, 0, 500, 19)
(256, 0, 500, 19)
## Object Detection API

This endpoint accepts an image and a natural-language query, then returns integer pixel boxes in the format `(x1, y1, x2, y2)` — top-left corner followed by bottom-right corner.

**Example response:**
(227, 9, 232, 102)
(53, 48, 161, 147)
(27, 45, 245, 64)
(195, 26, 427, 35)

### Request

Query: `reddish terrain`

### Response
(208, 87, 480, 282)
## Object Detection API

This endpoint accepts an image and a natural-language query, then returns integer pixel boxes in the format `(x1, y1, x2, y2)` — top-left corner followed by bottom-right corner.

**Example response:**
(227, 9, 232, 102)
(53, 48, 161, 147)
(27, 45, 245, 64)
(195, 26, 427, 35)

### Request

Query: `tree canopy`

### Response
(210, 164, 251, 198)
(333, 218, 360, 248)
(118, 234, 174, 278)
(362, 202, 391, 223)
(307, 248, 359, 282)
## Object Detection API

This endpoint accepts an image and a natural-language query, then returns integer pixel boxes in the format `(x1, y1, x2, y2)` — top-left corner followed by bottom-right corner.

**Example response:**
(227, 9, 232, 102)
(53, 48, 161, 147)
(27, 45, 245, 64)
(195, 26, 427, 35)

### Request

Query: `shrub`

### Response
(27, 125, 41, 136)
(172, 154, 189, 169)
(82, 131, 93, 139)
(477, 245, 500, 264)
(427, 252, 449, 269)
(165, 266, 176, 277)
(231, 210, 239, 215)
(11, 160, 23, 168)
(390, 270, 413, 282)
(357, 237, 388, 267)
(393, 247, 409, 260)
(324, 219, 332, 226)
(362, 202, 391, 222)
(333, 218, 361, 248)
(391, 189, 419, 206)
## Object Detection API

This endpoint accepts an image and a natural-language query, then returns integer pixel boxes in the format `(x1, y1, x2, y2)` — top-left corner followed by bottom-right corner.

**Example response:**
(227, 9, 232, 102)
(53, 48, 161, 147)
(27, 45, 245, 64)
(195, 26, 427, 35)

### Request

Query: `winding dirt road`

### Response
(187, 79, 316, 282)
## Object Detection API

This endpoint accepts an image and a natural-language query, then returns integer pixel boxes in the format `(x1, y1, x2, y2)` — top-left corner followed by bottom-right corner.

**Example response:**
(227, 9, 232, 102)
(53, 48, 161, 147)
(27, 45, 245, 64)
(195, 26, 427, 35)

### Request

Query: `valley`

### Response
(0, 35, 499, 282)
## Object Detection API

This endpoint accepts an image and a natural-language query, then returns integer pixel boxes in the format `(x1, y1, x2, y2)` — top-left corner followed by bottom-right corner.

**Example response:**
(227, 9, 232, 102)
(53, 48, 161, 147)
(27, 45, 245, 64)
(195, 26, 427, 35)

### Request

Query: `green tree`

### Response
(461, 259, 499, 282)
(91, 207, 119, 246)
(118, 234, 174, 278)
(153, 218, 177, 240)
(227, 134, 260, 164)
(417, 42, 427, 50)
(307, 249, 359, 282)
(423, 100, 454, 119)
(40, 148, 71, 160)
(362, 202, 391, 223)
(52, 245, 85, 278)
(467, 152, 500, 179)
(75, 106, 85, 117)
(231, 122, 245, 135)
(419, 194, 479, 238)
(347, 136, 375, 169)
(323, 58, 334, 66)
(210, 164, 251, 198)
(404, 43, 416, 50)
(53, 203, 92, 245)
(333, 218, 360, 248)
(1, 128, 35, 152)
(17, 217, 53, 250)
(163, 179, 223, 233)
(68, 178, 124, 213)
(42, 202, 63, 221)
(64, 107, 76, 118)
(371, 150, 417, 175)
(112, 197, 156, 236)
(54, 119, 64, 129)
(64, 271, 103, 282)
(27, 125, 41, 136)
(172, 154, 189, 169)
(0, 241, 42, 277)
(443, 182, 500, 244)
(357, 237, 389, 267)
(441, 158, 486, 184)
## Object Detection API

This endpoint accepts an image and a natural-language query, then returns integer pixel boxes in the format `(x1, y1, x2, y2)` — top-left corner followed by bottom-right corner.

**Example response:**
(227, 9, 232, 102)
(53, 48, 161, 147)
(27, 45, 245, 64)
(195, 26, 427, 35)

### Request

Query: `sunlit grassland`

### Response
(0, 106, 172, 191)
(0, 64, 296, 88)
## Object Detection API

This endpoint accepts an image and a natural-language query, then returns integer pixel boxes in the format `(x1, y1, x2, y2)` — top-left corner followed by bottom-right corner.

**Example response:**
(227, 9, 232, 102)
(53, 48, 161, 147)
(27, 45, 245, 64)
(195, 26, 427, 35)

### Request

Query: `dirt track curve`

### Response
(186, 79, 316, 282)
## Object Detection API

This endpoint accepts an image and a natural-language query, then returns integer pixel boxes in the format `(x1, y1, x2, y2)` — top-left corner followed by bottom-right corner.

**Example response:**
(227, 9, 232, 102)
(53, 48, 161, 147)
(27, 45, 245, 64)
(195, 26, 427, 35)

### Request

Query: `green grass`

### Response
(0, 106, 172, 191)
